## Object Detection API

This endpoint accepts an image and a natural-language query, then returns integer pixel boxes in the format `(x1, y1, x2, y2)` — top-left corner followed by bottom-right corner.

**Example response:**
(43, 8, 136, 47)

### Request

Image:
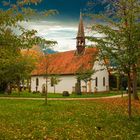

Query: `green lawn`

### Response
(0, 91, 123, 98)
(0, 99, 140, 139)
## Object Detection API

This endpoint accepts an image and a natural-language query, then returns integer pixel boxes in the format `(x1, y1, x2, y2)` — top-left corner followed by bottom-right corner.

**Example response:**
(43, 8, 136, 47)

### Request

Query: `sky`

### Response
(29, 0, 93, 52)
(1, 0, 103, 52)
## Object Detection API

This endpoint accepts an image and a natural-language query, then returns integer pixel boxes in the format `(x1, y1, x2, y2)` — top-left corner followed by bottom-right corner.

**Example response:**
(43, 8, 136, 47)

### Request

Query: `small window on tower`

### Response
(78, 40, 80, 45)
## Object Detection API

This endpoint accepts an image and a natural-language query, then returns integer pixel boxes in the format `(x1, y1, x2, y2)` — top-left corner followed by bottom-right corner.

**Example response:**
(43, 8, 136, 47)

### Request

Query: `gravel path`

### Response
(0, 94, 127, 101)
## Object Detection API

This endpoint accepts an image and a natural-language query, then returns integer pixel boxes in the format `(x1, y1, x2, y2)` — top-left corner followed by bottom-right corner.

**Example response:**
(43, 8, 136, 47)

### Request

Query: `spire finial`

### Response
(80, 9, 82, 18)
(77, 10, 84, 38)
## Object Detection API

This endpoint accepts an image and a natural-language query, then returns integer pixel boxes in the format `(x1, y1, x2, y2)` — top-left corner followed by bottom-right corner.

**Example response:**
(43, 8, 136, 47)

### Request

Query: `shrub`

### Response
(62, 91, 70, 96)
(32, 91, 40, 94)
(32, 91, 36, 94)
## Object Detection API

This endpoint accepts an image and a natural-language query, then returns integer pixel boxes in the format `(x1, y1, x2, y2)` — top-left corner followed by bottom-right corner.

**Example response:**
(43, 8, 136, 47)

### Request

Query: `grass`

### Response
(0, 91, 123, 98)
(0, 98, 140, 139)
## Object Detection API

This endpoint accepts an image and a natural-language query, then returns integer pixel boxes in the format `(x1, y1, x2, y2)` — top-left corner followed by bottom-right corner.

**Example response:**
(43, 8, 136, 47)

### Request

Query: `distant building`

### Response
(31, 13, 109, 93)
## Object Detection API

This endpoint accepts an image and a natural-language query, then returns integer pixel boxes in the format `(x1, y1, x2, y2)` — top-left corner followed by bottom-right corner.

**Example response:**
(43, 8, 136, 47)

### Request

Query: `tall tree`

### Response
(87, 0, 140, 117)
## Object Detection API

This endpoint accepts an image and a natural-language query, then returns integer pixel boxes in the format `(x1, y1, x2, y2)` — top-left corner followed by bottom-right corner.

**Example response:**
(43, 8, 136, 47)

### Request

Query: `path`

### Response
(0, 94, 127, 101)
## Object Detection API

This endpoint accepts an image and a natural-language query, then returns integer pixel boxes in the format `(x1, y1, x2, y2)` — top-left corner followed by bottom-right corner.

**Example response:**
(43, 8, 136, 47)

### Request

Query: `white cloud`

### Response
(19, 20, 77, 52)
(19, 20, 104, 52)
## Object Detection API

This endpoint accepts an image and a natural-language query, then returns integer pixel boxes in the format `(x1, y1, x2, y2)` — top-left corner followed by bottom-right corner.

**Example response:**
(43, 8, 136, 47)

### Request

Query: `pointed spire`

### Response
(76, 12, 85, 55)
(77, 12, 85, 38)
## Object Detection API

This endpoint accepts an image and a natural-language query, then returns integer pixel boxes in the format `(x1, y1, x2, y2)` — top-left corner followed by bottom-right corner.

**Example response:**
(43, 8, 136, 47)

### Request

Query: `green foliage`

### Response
(0, 99, 139, 139)
(87, 0, 140, 105)
(50, 75, 61, 86)
(87, 0, 140, 74)
(76, 69, 94, 83)
(0, 0, 57, 92)
(62, 91, 70, 96)
(76, 68, 94, 93)
(87, 0, 140, 115)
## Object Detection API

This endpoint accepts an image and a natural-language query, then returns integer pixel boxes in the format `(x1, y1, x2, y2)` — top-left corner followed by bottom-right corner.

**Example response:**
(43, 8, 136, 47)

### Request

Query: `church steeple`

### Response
(77, 12, 85, 38)
(76, 12, 85, 55)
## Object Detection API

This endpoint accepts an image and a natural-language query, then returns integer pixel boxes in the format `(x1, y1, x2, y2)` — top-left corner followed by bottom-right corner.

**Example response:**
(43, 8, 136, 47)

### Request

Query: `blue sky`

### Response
(1, 0, 103, 52)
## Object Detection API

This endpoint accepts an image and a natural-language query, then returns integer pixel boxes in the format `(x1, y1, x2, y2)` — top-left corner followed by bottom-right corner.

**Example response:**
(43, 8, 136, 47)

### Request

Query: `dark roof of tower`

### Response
(77, 12, 85, 38)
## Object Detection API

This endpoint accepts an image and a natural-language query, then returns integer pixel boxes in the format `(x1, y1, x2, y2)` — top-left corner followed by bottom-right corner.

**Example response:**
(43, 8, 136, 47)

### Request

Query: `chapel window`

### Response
(95, 77, 98, 87)
(103, 77, 105, 86)
(36, 78, 39, 86)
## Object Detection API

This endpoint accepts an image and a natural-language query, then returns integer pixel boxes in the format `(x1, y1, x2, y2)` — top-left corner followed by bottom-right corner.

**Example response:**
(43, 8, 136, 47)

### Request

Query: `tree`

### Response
(42, 46, 57, 104)
(50, 75, 61, 94)
(0, 0, 57, 93)
(87, 0, 140, 117)
(76, 69, 94, 93)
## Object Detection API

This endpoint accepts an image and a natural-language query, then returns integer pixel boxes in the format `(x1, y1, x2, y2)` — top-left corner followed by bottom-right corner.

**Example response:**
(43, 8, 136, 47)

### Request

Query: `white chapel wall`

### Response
(91, 60, 109, 92)
(31, 75, 77, 93)
(31, 60, 109, 93)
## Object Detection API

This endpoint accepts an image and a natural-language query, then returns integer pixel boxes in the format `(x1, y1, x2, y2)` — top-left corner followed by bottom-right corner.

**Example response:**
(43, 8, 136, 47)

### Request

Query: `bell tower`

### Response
(76, 12, 85, 55)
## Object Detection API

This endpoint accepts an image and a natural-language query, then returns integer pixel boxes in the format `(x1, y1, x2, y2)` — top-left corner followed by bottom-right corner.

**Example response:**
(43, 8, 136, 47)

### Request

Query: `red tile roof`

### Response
(32, 48, 98, 75)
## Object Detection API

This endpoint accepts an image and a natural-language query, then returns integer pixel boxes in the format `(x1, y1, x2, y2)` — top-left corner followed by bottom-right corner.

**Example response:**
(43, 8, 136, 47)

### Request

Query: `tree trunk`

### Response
(27, 78, 31, 93)
(128, 73, 132, 118)
(54, 85, 56, 94)
(85, 82, 87, 93)
(45, 77, 48, 104)
(116, 75, 120, 93)
(29, 78, 31, 93)
(76, 78, 81, 95)
(132, 65, 139, 100)
(6, 83, 12, 94)
(17, 79, 21, 96)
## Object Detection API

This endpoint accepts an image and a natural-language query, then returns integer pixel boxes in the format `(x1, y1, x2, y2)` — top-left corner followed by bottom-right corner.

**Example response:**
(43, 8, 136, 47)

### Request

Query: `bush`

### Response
(62, 91, 70, 96)
(32, 91, 40, 94)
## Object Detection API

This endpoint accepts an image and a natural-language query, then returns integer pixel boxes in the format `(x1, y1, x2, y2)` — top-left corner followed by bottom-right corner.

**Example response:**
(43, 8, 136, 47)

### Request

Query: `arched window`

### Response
(36, 78, 39, 86)
(103, 77, 105, 86)
(95, 77, 98, 87)
(78, 40, 80, 45)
